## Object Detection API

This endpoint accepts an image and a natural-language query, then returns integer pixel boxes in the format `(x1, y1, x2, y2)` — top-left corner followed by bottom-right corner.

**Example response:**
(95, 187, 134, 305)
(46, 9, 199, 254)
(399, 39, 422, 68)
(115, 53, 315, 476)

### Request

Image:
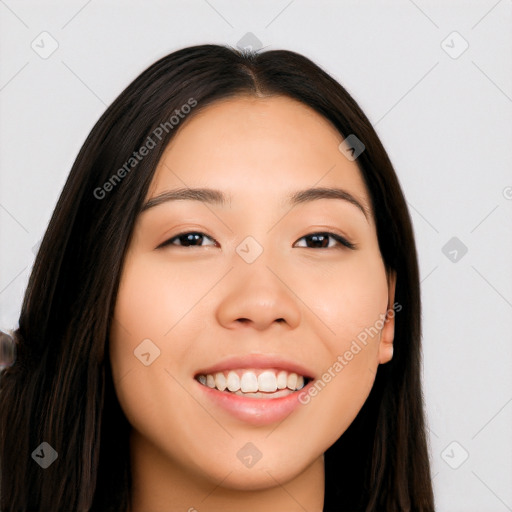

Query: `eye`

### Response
(293, 232, 355, 249)
(158, 232, 217, 248)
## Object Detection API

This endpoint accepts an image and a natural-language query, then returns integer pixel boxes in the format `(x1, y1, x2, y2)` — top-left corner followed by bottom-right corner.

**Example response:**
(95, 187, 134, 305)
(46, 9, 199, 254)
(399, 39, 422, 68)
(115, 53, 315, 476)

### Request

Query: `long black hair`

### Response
(0, 44, 434, 511)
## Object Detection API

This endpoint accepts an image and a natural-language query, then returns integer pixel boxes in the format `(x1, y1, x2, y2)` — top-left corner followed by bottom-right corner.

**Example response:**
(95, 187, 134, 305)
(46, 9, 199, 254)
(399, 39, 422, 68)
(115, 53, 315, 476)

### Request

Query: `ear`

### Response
(378, 271, 396, 365)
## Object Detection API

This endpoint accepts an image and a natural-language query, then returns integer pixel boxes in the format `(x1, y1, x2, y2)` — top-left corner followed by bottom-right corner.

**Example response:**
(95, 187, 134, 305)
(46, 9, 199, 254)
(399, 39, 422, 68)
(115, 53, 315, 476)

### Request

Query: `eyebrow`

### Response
(141, 188, 226, 211)
(141, 186, 370, 220)
(288, 187, 370, 220)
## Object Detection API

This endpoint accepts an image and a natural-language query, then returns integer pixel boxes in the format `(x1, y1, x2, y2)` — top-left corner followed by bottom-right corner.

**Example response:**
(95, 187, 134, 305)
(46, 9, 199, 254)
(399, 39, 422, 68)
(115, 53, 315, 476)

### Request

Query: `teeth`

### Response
(226, 371, 240, 392)
(198, 369, 307, 393)
(240, 372, 258, 392)
(258, 370, 277, 392)
(214, 372, 227, 391)
(287, 372, 297, 390)
(276, 371, 288, 389)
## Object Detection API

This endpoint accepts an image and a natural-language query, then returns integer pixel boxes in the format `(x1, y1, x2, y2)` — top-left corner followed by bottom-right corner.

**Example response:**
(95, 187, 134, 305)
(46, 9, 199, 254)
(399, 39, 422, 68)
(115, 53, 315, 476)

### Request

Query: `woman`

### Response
(0, 44, 434, 511)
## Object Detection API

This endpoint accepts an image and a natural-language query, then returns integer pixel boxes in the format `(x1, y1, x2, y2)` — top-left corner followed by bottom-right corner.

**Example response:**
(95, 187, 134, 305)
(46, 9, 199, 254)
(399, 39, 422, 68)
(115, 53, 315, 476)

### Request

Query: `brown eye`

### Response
(294, 232, 355, 250)
(159, 232, 217, 248)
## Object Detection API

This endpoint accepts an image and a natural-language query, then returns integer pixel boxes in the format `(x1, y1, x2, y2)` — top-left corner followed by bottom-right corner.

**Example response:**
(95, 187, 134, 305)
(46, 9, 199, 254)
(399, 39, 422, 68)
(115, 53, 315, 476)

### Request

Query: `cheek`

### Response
(109, 255, 176, 406)
(291, 252, 388, 437)
(297, 251, 389, 344)
(113, 253, 227, 336)
(108, 257, 221, 469)
(109, 253, 224, 407)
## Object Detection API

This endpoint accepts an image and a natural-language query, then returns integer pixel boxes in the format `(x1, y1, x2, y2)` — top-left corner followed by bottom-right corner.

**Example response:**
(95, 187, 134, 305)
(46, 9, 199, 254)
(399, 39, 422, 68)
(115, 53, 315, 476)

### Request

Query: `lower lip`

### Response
(197, 380, 313, 426)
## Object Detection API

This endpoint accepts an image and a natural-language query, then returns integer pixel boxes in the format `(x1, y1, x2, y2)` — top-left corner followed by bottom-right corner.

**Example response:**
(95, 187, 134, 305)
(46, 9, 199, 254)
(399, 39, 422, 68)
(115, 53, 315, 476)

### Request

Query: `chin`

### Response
(206, 463, 304, 492)
(196, 445, 320, 492)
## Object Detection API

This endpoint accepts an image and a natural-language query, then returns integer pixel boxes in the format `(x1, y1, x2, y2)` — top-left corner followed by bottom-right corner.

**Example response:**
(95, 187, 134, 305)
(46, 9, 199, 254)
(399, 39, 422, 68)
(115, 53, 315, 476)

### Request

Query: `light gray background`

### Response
(1, 1, 511, 510)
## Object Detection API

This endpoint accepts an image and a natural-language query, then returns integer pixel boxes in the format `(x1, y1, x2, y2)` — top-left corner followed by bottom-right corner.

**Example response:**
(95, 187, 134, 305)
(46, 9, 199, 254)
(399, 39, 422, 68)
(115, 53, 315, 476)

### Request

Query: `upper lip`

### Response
(195, 353, 315, 379)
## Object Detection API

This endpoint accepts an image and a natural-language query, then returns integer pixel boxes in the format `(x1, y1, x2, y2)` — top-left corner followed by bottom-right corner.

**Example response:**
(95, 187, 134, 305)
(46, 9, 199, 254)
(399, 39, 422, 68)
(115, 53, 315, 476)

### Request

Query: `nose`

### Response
(215, 258, 302, 332)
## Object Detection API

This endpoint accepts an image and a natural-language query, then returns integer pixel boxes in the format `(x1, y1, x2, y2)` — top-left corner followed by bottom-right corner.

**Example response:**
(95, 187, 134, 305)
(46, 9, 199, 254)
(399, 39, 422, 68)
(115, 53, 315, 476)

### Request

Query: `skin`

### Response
(110, 95, 396, 512)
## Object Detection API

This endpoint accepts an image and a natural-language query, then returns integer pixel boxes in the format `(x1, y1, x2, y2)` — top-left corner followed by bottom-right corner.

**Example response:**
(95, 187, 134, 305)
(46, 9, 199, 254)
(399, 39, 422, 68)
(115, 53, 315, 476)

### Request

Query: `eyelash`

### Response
(158, 231, 356, 250)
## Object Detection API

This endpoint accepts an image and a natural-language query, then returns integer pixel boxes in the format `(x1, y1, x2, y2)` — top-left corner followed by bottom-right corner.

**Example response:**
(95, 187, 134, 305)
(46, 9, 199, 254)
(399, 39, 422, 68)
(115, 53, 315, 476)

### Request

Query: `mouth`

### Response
(195, 368, 313, 399)
(193, 355, 315, 425)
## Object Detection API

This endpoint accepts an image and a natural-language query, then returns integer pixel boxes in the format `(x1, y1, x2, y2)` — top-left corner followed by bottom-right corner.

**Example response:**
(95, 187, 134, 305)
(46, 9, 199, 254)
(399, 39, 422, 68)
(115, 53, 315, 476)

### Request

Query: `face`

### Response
(110, 95, 395, 493)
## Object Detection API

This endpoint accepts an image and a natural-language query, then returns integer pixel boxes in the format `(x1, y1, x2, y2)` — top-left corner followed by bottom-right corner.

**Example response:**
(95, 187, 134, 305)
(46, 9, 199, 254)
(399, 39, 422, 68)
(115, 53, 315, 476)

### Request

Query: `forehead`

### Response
(147, 95, 370, 209)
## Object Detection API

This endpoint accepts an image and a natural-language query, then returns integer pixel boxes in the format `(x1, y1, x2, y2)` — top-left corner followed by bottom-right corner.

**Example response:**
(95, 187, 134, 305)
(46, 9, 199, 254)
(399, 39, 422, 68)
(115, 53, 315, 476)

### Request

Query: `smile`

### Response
(196, 369, 310, 398)
(194, 355, 315, 425)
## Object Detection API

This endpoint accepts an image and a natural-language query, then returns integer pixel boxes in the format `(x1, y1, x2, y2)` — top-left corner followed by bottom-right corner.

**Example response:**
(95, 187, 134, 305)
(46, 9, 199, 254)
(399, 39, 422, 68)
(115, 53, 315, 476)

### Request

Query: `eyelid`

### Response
(294, 232, 356, 250)
(157, 231, 219, 249)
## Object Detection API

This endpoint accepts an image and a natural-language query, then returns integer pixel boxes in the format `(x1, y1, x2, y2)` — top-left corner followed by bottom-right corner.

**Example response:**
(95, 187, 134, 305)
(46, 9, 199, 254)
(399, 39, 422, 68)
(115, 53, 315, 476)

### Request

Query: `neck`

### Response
(128, 430, 325, 512)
